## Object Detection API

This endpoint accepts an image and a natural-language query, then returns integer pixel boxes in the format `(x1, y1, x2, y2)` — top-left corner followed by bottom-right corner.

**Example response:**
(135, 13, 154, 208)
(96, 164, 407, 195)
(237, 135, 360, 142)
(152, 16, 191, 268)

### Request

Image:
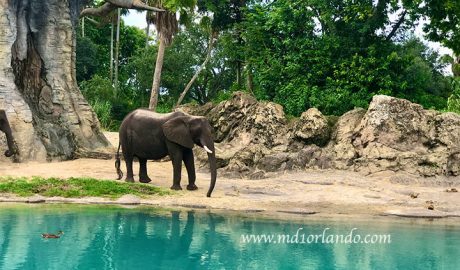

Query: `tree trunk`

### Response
(175, 31, 217, 108)
(246, 64, 254, 94)
(0, 0, 110, 162)
(149, 36, 166, 110)
(110, 21, 114, 83)
(453, 55, 460, 77)
(81, 17, 85, 37)
(145, 23, 150, 48)
(114, 8, 121, 96)
(236, 61, 242, 87)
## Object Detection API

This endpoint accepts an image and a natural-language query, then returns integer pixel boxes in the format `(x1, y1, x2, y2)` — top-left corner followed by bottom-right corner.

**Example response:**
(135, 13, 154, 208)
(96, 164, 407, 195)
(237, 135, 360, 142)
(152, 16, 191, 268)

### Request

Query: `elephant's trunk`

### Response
(205, 143, 217, 198)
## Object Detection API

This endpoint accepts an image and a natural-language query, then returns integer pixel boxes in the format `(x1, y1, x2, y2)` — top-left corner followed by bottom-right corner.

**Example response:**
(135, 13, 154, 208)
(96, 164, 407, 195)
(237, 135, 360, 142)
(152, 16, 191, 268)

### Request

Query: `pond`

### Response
(0, 204, 458, 270)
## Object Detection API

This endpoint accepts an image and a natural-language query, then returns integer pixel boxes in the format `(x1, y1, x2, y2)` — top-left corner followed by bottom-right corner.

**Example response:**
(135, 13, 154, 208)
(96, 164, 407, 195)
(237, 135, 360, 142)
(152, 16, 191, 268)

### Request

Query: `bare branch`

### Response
(80, 0, 163, 18)
(386, 10, 407, 41)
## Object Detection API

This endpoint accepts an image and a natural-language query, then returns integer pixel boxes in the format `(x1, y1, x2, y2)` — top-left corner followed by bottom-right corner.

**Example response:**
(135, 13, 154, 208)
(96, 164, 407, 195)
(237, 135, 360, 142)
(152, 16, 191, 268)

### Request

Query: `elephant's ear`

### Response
(162, 117, 194, 149)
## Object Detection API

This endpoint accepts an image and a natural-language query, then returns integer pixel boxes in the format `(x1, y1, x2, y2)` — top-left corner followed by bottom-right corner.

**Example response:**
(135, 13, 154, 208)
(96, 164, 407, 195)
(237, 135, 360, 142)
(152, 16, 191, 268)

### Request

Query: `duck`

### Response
(42, 231, 64, 239)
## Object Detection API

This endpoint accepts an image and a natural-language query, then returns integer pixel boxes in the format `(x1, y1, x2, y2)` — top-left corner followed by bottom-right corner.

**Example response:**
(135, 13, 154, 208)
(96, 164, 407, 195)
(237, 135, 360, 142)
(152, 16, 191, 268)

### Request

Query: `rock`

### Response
(277, 209, 317, 215)
(187, 93, 460, 178)
(351, 95, 460, 176)
(384, 209, 456, 218)
(293, 108, 330, 146)
(207, 92, 288, 147)
(115, 194, 141, 205)
(27, 194, 46, 203)
(176, 102, 214, 116)
(446, 151, 460, 176)
(224, 144, 267, 175)
(389, 174, 418, 185)
(248, 170, 266, 180)
(257, 152, 290, 172)
(328, 108, 365, 169)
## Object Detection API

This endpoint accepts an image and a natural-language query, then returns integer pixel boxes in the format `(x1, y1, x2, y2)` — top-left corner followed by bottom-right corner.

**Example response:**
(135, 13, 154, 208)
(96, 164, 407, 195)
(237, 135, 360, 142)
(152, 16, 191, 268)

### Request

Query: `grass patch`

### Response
(0, 177, 170, 199)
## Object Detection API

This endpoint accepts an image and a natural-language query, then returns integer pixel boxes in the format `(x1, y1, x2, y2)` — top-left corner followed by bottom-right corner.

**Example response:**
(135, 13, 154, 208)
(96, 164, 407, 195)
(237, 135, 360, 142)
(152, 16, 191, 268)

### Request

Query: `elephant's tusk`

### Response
(204, 145, 213, 154)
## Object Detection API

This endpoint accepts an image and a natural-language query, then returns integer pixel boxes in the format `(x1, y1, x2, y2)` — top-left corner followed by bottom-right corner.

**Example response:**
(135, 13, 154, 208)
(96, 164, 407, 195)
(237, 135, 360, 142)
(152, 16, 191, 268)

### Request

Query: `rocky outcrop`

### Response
(182, 92, 460, 178)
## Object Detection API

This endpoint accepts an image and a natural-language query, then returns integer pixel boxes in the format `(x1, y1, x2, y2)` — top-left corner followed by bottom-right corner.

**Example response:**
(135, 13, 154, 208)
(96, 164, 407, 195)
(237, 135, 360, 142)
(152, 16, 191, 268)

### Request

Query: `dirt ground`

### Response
(0, 132, 459, 220)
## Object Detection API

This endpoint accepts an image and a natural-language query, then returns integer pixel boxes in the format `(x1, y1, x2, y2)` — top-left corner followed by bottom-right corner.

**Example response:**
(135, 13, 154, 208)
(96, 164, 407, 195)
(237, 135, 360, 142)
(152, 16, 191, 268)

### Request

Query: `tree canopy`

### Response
(77, 0, 459, 130)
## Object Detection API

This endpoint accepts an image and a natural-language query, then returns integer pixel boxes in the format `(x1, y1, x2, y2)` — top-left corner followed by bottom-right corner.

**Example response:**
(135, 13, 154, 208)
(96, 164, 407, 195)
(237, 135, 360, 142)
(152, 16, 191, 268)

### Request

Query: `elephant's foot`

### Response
(4, 150, 12, 157)
(170, 184, 183, 190)
(139, 176, 152, 183)
(186, 184, 198, 191)
(125, 177, 135, 183)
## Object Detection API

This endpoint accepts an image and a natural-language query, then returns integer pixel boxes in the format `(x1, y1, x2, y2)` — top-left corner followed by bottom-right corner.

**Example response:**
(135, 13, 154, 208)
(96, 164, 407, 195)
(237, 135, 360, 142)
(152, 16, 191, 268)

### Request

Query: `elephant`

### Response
(115, 109, 217, 197)
(0, 110, 17, 157)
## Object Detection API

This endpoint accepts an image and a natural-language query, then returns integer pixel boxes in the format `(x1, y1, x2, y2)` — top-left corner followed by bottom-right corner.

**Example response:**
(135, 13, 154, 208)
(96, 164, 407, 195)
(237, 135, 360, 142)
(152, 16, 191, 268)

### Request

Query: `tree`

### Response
(421, 0, 460, 54)
(175, 20, 218, 107)
(148, 5, 178, 110)
(175, 0, 248, 107)
(147, 0, 196, 110)
(242, 0, 452, 115)
(0, 0, 161, 161)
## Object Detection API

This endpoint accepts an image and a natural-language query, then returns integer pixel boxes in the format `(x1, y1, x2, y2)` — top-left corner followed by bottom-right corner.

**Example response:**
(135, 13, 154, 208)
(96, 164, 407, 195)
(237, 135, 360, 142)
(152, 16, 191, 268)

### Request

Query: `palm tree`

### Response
(114, 8, 122, 96)
(145, 10, 155, 48)
(148, 1, 178, 110)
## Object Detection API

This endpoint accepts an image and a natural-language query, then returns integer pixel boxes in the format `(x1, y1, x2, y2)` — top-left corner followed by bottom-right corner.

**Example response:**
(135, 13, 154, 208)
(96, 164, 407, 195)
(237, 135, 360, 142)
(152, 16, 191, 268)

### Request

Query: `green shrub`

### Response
(447, 78, 460, 114)
(79, 75, 114, 103)
(89, 99, 115, 131)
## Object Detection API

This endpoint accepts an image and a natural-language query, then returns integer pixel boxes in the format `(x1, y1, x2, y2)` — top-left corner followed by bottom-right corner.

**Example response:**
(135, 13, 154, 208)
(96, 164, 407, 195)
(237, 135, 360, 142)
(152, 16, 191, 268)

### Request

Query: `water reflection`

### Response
(0, 205, 458, 270)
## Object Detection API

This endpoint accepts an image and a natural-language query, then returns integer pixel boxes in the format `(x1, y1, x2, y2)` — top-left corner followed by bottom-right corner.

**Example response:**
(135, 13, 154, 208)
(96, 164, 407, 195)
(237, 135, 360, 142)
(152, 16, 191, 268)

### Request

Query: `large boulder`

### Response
(207, 92, 288, 147)
(351, 95, 460, 176)
(327, 108, 366, 169)
(191, 92, 289, 176)
(292, 108, 330, 146)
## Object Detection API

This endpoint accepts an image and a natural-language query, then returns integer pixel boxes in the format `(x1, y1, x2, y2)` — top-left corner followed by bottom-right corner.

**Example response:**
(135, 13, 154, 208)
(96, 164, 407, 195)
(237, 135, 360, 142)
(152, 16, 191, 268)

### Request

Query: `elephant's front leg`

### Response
(169, 148, 183, 190)
(183, 149, 197, 190)
(138, 158, 152, 183)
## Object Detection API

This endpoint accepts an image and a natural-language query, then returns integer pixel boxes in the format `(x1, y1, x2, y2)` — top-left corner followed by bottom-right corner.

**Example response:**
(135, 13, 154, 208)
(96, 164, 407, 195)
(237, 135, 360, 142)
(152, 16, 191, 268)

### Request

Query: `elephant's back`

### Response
(126, 109, 185, 123)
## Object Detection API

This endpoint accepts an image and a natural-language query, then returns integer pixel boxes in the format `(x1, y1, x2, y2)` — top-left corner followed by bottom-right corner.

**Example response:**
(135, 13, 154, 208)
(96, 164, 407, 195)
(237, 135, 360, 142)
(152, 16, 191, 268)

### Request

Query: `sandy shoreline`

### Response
(0, 132, 459, 221)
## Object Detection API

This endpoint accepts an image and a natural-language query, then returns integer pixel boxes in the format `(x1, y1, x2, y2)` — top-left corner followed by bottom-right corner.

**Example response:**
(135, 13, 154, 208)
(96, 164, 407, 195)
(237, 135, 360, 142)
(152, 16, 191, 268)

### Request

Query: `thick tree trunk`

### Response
(0, 0, 110, 162)
(149, 36, 166, 110)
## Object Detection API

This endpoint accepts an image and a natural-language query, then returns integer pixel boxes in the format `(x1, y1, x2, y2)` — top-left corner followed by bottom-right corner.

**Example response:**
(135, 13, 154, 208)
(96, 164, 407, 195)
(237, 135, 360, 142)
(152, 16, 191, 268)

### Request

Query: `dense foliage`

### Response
(77, 0, 458, 129)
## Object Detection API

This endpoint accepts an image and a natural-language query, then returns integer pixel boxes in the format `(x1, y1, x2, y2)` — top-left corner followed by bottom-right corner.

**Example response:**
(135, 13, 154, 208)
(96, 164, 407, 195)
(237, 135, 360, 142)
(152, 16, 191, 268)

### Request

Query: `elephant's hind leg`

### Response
(139, 158, 152, 183)
(183, 149, 197, 191)
(123, 153, 135, 182)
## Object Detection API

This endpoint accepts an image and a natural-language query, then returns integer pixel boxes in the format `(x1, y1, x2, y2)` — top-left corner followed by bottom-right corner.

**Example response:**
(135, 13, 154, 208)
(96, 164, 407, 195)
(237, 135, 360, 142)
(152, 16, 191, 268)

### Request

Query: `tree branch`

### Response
(175, 30, 219, 108)
(386, 10, 407, 41)
(80, 0, 163, 18)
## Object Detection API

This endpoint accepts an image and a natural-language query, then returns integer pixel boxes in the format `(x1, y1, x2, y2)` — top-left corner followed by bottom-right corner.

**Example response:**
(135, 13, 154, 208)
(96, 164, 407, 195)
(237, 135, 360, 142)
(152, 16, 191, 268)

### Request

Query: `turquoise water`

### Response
(0, 205, 459, 270)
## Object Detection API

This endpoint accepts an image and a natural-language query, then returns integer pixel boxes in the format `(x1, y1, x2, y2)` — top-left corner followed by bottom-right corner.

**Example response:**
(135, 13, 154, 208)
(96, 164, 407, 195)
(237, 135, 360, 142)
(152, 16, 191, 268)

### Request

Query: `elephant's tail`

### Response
(115, 142, 123, 180)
